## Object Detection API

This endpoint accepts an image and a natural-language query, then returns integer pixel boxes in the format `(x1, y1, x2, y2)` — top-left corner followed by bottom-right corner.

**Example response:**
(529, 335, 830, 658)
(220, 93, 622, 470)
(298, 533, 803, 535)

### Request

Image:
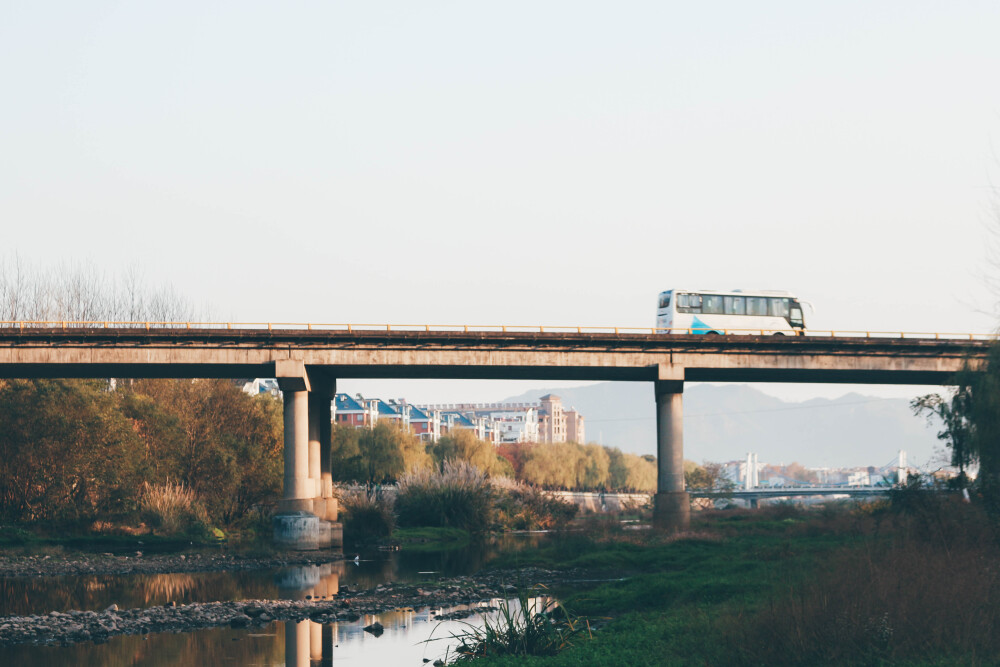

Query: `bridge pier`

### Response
(310, 380, 341, 549)
(653, 370, 690, 532)
(273, 361, 342, 550)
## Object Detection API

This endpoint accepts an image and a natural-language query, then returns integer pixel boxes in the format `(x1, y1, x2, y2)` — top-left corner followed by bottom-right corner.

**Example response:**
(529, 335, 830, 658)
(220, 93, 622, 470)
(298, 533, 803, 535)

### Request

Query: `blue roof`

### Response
(335, 393, 364, 411)
(444, 412, 475, 428)
(377, 400, 399, 416)
(408, 405, 429, 420)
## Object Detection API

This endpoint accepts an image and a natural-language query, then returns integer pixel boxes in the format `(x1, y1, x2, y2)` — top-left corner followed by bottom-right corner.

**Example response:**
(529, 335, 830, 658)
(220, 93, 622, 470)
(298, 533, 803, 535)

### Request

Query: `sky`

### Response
(3, 1, 1000, 406)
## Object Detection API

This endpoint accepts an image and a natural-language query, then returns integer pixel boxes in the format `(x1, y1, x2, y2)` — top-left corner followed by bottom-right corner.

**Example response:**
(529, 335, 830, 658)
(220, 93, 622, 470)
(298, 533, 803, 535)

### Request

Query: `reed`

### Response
(396, 461, 494, 531)
(138, 481, 208, 535)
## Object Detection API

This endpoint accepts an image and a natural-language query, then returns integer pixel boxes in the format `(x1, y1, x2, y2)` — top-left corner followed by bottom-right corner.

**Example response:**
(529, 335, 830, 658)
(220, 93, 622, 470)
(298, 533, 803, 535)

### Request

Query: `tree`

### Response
(330, 421, 432, 484)
(0, 379, 147, 523)
(431, 428, 510, 477)
(913, 384, 976, 484)
(119, 379, 284, 523)
(912, 345, 1000, 504)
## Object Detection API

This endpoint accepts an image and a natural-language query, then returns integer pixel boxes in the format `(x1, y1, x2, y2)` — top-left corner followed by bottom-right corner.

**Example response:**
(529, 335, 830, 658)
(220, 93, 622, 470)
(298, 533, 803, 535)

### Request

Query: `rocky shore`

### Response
(0, 568, 573, 646)
(0, 551, 343, 578)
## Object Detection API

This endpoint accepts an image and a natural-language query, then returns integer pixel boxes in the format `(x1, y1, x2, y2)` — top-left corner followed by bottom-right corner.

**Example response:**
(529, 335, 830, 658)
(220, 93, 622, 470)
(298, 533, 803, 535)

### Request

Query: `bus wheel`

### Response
(705, 331, 721, 336)
(772, 332, 786, 336)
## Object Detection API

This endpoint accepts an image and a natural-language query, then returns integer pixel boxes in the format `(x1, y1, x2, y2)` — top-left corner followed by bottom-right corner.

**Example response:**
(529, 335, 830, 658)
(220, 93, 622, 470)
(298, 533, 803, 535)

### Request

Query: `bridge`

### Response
(0, 322, 989, 547)
(690, 485, 893, 501)
(549, 486, 894, 513)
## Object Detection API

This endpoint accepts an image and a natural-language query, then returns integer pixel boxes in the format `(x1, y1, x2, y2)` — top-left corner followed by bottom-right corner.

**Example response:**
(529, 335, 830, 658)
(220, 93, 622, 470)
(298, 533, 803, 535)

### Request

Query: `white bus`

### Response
(655, 289, 807, 335)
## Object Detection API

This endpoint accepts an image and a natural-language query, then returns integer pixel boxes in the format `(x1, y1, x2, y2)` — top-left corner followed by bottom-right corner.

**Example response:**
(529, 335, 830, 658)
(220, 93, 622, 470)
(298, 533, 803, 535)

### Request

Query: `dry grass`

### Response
(338, 485, 395, 541)
(139, 481, 208, 535)
(396, 461, 495, 531)
(724, 496, 1000, 665)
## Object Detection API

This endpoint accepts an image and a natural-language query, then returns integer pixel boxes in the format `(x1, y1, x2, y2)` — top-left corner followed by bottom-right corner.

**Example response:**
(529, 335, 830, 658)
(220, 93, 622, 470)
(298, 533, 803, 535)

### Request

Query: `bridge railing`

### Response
(0, 321, 996, 340)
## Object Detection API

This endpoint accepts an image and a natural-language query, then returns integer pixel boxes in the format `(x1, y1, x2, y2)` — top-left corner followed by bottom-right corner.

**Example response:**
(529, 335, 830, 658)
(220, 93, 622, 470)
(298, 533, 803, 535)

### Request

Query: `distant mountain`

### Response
(501, 383, 946, 470)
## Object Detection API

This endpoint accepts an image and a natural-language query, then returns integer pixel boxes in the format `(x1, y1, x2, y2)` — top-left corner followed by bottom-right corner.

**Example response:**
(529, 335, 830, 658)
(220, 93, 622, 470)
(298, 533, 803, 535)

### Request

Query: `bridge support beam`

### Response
(653, 367, 690, 532)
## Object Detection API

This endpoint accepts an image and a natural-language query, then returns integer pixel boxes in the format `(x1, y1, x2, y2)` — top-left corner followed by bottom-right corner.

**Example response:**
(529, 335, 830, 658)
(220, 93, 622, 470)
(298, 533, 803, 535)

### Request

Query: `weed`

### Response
(442, 584, 592, 662)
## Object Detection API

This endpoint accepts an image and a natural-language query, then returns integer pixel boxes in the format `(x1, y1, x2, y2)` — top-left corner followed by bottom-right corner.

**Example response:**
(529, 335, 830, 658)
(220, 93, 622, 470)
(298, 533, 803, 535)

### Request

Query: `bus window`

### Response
(678, 294, 702, 312)
(658, 294, 671, 309)
(790, 305, 804, 327)
(703, 295, 724, 314)
(746, 297, 768, 316)
(724, 296, 745, 315)
(768, 298, 790, 318)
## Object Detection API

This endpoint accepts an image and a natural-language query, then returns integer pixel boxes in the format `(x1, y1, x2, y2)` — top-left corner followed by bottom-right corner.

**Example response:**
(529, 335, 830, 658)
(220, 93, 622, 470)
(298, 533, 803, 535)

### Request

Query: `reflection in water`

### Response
(0, 533, 546, 618)
(0, 597, 552, 666)
(0, 534, 554, 665)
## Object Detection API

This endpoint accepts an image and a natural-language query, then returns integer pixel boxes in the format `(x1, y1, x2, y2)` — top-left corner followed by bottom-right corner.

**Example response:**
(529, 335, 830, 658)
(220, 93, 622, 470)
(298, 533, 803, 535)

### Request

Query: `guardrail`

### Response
(0, 321, 996, 340)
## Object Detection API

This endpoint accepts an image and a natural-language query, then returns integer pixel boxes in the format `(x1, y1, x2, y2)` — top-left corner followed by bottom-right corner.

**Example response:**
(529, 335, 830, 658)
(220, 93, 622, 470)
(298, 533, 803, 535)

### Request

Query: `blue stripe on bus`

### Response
(691, 316, 713, 334)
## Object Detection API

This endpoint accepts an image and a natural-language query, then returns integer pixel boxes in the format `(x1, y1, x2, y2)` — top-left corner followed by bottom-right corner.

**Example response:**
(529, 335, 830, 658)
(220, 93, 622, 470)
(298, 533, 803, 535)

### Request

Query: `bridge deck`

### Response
(0, 326, 986, 383)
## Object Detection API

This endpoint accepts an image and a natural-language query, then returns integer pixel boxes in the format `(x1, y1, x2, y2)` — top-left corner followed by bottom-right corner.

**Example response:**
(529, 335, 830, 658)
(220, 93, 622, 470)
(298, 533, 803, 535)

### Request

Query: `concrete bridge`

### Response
(0, 324, 989, 546)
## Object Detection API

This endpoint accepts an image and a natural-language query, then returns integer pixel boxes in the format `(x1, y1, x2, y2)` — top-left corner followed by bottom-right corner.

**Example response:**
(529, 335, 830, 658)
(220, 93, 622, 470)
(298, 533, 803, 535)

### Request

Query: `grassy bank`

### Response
(476, 498, 1000, 666)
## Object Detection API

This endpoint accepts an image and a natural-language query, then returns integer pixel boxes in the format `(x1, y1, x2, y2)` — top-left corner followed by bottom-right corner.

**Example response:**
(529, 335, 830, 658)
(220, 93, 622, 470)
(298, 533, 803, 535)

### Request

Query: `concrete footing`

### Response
(653, 492, 691, 533)
(273, 511, 320, 550)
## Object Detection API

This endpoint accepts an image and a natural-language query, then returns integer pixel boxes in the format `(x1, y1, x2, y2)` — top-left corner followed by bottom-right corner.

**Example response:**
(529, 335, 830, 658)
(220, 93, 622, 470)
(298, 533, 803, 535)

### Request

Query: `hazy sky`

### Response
(3, 2, 1000, 405)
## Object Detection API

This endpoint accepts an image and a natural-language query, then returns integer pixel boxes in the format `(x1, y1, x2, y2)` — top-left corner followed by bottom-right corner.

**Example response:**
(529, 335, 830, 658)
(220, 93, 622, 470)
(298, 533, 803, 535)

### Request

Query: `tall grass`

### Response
(338, 485, 395, 542)
(396, 461, 494, 531)
(446, 585, 591, 661)
(138, 481, 209, 535)
(723, 495, 1000, 665)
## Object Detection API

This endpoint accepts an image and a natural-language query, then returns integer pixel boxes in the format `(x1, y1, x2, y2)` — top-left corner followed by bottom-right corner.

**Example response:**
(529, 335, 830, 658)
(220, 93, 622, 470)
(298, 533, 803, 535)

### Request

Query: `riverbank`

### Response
(473, 499, 1000, 666)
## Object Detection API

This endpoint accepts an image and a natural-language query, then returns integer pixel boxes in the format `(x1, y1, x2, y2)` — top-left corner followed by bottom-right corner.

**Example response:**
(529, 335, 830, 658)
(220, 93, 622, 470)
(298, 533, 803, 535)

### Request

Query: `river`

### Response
(0, 535, 550, 665)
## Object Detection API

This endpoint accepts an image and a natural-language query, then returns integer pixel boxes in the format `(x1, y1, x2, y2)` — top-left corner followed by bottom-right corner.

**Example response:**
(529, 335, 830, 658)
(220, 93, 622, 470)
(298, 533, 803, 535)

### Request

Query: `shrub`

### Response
(139, 481, 209, 536)
(492, 478, 578, 530)
(337, 485, 395, 543)
(396, 461, 494, 532)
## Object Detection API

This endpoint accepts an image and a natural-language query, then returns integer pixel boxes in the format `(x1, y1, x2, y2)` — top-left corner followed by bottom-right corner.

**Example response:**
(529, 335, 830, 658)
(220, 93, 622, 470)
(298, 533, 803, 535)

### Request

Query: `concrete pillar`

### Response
(308, 375, 340, 548)
(319, 390, 333, 500)
(308, 395, 322, 501)
(274, 360, 320, 550)
(282, 389, 313, 509)
(653, 369, 690, 532)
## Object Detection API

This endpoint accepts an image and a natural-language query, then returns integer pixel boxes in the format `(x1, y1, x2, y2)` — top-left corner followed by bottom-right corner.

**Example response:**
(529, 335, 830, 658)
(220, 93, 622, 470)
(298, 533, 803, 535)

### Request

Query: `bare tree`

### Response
(0, 256, 204, 326)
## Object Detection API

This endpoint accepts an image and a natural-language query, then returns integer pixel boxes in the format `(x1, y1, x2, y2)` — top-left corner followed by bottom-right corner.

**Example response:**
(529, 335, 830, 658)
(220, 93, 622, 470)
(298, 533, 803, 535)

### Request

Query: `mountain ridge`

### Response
(502, 383, 945, 469)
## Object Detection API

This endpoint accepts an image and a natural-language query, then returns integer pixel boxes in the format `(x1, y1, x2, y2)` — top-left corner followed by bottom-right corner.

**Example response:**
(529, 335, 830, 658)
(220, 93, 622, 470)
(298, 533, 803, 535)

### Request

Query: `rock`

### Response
(434, 661, 445, 667)
(229, 614, 252, 628)
(244, 605, 265, 617)
(164, 601, 176, 608)
(362, 621, 383, 636)
(105, 604, 118, 612)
